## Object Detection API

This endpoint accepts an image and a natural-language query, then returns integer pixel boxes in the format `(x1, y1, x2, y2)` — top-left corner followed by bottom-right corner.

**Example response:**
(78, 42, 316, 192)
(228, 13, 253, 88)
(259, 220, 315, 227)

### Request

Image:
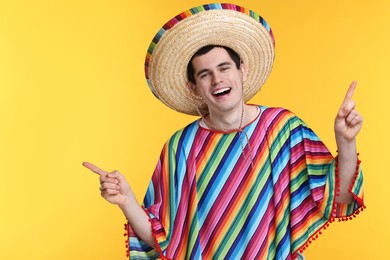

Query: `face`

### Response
(189, 47, 247, 116)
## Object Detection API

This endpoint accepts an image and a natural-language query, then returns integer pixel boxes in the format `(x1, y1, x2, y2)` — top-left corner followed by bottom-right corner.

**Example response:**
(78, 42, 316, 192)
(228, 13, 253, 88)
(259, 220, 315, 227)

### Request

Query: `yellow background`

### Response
(0, 0, 387, 259)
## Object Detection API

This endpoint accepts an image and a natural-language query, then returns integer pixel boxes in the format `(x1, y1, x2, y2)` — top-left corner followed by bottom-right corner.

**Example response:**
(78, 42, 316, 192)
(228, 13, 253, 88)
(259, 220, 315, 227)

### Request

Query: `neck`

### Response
(204, 103, 257, 131)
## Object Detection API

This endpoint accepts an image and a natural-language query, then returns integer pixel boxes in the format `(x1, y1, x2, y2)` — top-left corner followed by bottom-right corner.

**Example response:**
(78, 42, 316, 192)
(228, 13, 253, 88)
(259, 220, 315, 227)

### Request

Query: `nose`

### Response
(211, 71, 223, 86)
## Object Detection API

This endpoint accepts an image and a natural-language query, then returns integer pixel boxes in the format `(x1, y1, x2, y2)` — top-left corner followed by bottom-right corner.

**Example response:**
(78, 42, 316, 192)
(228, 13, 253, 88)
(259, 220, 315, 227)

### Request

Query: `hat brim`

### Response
(145, 4, 275, 116)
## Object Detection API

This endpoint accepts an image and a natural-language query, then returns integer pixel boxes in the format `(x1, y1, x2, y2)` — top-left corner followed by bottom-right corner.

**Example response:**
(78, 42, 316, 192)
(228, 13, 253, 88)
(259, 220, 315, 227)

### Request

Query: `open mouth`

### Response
(212, 87, 231, 97)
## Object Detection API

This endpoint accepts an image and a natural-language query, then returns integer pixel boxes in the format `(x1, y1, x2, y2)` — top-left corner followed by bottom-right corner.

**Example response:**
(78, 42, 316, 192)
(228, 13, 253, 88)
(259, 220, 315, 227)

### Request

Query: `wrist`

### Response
(336, 137, 356, 155)
(118, 194, 138, 212)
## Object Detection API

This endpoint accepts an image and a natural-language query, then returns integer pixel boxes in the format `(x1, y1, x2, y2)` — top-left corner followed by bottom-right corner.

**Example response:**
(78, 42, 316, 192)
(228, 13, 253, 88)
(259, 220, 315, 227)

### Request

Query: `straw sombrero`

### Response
(145, 3, 275, 116)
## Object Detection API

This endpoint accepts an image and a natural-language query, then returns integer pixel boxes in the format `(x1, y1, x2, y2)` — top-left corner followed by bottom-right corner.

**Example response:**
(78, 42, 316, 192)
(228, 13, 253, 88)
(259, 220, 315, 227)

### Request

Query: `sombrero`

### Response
(145, 3, 275, 116)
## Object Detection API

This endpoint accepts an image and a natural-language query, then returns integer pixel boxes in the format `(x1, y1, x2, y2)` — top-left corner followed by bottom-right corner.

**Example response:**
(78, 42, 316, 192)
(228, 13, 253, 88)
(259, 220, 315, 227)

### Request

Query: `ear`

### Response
(240, 63, 248, 83)
(187, 82, 198, 95)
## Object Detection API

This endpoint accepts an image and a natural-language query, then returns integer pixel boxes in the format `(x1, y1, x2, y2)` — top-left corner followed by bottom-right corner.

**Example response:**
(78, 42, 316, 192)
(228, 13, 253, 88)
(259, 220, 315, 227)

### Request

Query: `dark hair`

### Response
(187, 45, 241, 84)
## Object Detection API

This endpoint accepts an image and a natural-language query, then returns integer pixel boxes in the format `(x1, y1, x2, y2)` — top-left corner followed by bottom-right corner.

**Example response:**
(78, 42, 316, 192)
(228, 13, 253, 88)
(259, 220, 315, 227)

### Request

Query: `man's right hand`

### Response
(83, 161, 155, 248)
(82, 162, 135, 208)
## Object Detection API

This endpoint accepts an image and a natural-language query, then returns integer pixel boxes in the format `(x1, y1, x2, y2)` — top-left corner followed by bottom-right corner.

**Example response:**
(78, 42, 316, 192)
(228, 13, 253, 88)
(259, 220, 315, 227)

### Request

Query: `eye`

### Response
(220, 66, 230, 72)
(199, 72, 210, 79)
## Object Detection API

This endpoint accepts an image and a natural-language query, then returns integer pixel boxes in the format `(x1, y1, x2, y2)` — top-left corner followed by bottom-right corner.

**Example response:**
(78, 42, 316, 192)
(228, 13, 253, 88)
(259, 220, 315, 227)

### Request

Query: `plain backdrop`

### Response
(0, 0, 387, 259)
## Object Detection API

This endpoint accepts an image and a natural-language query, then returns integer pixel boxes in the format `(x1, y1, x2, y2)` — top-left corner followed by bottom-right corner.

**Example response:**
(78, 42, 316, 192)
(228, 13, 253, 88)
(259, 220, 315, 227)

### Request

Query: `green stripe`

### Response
(166, 130, 183, 242)
(215, 159, 272, 257)
(269, 123, 290, 160)
(290, 170, 308, 194)
(196, 133, 234, 198)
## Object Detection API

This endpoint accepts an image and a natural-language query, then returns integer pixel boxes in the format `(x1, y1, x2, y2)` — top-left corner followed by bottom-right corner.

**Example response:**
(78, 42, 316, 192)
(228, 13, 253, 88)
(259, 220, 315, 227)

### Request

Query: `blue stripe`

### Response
(225, 173, 274, 257)
(197, 134, 240, 225)
(197, 122, 258, 225)
(290, 179, 311, 210)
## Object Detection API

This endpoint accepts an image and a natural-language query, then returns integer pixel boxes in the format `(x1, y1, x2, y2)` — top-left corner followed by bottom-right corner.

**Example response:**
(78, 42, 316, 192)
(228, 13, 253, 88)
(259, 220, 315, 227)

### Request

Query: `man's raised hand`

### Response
(334, 81, 363, 144)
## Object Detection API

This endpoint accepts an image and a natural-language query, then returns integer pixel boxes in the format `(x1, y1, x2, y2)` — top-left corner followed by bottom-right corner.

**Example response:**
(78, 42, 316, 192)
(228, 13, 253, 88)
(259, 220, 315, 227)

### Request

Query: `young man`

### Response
(84, 4, 364, 259)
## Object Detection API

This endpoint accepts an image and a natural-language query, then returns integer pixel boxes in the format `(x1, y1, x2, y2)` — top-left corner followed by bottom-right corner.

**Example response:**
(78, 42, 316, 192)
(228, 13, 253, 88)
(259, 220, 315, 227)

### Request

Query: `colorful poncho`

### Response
(126, 106, 364, 259)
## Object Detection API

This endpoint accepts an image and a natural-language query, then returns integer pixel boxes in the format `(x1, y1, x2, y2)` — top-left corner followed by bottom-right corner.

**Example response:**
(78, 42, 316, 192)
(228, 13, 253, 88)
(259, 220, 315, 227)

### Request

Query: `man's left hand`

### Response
(334, 81, 363, 144)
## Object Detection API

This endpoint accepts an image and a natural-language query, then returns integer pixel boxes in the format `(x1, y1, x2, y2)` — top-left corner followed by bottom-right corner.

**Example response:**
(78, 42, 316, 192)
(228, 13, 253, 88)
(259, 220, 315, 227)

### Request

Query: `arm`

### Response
(82, 162, 155, 248)
(333, 81, 363, 203)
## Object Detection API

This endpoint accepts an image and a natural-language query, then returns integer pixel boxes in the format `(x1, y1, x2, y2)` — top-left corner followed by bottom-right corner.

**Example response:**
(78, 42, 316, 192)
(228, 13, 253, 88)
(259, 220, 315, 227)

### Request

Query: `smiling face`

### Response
(189, 47, 247, 117)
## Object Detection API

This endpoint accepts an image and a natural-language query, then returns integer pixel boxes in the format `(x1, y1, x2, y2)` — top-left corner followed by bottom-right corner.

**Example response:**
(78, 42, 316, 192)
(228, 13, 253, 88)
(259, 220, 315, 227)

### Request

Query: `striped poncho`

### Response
(126, 106, 364, 259)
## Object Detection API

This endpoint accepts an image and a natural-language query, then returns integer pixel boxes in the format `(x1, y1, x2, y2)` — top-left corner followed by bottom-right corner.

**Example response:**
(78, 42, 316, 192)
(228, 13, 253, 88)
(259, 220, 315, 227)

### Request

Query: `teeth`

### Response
(213, 88, 230, 95)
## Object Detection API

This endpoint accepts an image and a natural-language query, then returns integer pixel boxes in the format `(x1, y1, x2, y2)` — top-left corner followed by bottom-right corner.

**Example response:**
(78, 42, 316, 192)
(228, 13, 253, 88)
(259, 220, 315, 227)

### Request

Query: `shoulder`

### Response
(256, 106, 310, 135)
(257, 107, 313, 146)
(163, 119, 200, 148)
(260, 106, 300, 124)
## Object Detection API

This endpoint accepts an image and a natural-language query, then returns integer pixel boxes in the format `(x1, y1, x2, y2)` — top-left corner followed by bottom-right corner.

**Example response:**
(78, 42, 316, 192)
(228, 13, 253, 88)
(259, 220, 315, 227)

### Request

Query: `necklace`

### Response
(200, 100, 245, 132)
(189, 88, 255, 168)
(198, 102, 256, 169)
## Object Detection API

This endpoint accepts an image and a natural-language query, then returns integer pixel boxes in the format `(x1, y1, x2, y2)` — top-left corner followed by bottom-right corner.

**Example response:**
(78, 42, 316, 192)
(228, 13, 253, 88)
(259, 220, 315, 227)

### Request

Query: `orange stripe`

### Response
(203, 143, 269, 256)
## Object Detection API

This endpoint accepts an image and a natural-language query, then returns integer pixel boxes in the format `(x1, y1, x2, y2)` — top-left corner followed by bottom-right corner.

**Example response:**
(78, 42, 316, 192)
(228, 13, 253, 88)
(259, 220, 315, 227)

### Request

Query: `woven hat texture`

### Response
(145, 3, 275, 115)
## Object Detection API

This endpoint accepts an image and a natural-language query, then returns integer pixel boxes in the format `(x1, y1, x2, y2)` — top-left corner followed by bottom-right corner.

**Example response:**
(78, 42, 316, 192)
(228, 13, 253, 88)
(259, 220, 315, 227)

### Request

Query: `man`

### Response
(83, 3, 364, 259)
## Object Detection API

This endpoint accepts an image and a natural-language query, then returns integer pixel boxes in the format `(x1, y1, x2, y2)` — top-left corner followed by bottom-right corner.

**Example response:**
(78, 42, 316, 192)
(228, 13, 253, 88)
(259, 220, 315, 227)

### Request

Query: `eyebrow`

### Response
(195, 61, 233, 78)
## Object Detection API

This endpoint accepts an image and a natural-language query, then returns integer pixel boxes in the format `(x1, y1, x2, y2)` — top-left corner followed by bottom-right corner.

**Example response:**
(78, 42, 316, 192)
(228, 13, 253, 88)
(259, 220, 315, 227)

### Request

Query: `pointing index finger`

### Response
(341, 81, 357, 107)
(82, 161, 107, 176)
